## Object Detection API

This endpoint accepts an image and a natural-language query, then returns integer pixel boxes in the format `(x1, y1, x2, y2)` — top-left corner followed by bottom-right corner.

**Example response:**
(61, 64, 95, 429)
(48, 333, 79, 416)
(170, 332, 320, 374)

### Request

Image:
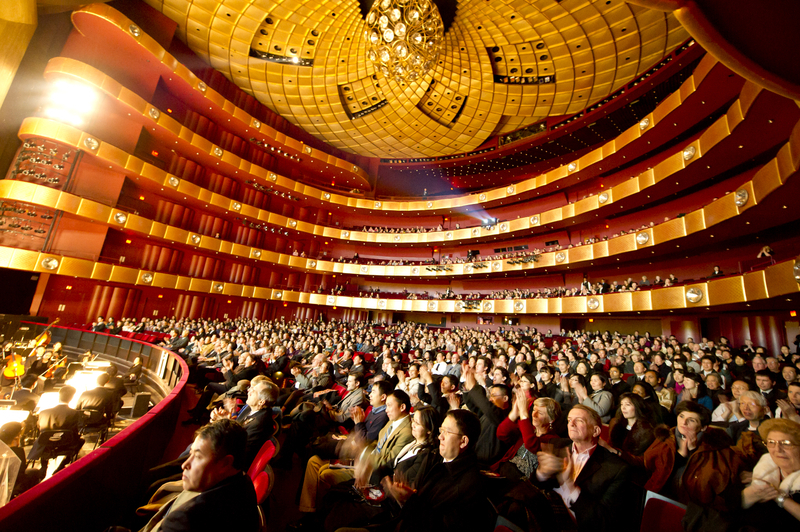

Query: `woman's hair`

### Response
(590, 372, 611, 392)
(675, 400, 711, 427)
(533, 397, 561, 424)
(738, 390, 768, 410)
(575, 360, 592, 375)
(614, 392, 651, 423)
(632, 380, 659, 403)
(413, 406, 441, 450)
(758, 418, 800, 445)
(569, 373, 589, 390)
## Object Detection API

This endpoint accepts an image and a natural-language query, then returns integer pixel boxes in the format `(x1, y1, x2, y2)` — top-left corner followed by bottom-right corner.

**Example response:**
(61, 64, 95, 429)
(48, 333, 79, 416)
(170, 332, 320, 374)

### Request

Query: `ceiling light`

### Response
(365, 0, 444, 83)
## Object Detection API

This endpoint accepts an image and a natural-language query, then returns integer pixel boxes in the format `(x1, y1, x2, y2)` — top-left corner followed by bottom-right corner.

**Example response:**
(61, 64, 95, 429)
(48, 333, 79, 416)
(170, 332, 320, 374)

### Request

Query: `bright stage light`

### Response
(44, 79, 98, 126)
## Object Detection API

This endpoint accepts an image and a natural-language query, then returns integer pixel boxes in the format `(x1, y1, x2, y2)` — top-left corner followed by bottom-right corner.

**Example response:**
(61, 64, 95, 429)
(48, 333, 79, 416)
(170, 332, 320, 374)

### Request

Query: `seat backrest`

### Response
(81, 408, 107, 426)
(247, 440, 276, 479)
(252, 467, 274, 504)
(640, 491, 686, 532)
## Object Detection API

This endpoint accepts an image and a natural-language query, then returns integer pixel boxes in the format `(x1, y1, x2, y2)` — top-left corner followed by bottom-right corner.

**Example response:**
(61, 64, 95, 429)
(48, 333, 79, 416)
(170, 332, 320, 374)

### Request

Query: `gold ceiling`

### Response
(142, 0, 689, 158)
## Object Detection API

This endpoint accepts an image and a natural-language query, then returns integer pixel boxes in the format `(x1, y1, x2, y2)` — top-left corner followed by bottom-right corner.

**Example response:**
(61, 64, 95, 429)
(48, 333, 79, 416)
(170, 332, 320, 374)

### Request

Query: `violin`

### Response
(28, 317, 60, 354)
(44, 354, 68, 379)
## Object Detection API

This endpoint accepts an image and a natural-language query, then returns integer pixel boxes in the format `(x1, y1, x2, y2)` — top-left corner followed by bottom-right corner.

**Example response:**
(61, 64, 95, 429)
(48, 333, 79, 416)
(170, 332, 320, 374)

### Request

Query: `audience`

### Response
(10, 314, 800, 531)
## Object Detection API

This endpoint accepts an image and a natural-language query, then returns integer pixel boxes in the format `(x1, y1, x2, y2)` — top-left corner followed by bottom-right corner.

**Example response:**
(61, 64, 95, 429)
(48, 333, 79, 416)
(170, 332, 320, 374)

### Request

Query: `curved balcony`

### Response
(3, 110, 800, 287)
(68, 3, 371, 191)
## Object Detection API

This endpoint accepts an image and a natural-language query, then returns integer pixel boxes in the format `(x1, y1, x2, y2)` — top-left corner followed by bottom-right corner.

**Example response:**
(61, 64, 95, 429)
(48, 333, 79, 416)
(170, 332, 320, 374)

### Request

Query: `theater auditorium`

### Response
(0, 1, 799, 531)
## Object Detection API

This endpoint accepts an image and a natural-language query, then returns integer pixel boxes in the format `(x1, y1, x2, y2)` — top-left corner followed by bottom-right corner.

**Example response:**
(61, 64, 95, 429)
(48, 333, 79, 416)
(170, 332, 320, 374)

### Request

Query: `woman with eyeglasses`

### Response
(322, 406, 442, 531)
(741, 418, 800, 528)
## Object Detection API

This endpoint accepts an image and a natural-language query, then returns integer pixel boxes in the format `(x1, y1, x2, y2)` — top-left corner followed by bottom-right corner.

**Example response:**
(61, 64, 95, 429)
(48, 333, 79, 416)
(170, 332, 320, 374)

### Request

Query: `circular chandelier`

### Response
(364, 0, 445, 83)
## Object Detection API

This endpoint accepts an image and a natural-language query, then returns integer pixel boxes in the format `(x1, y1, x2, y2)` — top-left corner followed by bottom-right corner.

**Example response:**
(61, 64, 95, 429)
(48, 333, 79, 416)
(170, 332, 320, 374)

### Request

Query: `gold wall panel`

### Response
(58, 257, 95, 278)
(188, 278, 212, 293)
(683, 210, 706, 234)
(653, 152, 685, 182)
(703, 195, 737, 227)
(613, 177, 641, 200)
(607, 234, 636, 255)
(493, 301, 513, 314)
(764, 260, 799, 298)
(152, 272, 178, 289)
(91, 262, 112, 280)
(632, 291, 652, 310)
(652, 218, 686, 242)
(751, 158, 784, 202)
(707, 276, 745, 306)
(547, 299, 562, 314)
(603, 292, 633, 313)
(561, 297, 587, 314)
(651, 286, 687, 310)
(568, 246, 593, 262)
(743, 271, 769, 301)
(107, 265, 138, 284)
(10, 249, 39, 272)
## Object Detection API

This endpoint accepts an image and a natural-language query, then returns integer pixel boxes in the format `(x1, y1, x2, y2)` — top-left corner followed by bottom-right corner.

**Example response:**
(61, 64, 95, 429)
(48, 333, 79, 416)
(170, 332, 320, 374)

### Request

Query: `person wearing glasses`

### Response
(741, 418, 800, 528)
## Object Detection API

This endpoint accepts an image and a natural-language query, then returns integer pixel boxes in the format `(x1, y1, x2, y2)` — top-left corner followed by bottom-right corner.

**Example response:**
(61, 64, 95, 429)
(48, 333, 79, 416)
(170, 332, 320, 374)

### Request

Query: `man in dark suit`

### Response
(36, 385, 84, 470)
(535, 404, 639, 532)
(236, 380, 277, 466)
(140, 419, 259, 532)
(754, 369, 787, 415)
(608, 366, 631, 401)
(626, 361, 647, 387)
(76, 373, 115, 421)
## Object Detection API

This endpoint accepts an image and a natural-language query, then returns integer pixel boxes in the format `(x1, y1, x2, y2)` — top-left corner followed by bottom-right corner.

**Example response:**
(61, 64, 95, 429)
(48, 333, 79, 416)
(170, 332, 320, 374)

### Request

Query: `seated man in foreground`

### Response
(140, 419, 259, 532)
(534, 404, 638, 532)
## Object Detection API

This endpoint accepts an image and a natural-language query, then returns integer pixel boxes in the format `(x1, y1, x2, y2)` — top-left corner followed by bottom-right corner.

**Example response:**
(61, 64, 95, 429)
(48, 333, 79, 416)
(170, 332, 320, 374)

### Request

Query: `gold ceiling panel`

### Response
(142, 0, 689, 157)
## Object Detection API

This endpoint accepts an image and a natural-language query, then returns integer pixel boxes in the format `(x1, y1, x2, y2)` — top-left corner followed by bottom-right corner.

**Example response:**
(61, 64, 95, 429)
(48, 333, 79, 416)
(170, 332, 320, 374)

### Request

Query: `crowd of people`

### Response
(96, 315, 800, 531)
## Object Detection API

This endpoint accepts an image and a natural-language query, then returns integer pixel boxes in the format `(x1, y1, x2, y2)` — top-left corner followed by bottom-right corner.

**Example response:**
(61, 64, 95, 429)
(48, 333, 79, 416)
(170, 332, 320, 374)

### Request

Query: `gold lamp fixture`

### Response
(365, 0, 445, 83)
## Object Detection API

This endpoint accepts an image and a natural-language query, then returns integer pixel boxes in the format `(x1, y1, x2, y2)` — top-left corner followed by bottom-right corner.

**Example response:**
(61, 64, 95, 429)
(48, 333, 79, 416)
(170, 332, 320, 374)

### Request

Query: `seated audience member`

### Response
(77, 373, 115, 421)
(644, 369, 676, 412)
(536, 367, 564, 404)
(643, 401, 742, 532)
(292, 386, 411, 529)
(585, 373, 615, 423)
(139, 419, 259, 532)
(728, 391, 769, 469)
(740, 418, 800, 529)
(755, 369, 788, 415)
(534, 404, 638, 532)
(674, 370, 713, 411)
(608, 366, 631, 400)
(322, 406, 442, 531)
(185, 353, 260, 424)
(416, 365, 458, 419)
(776, 381, 800, 423)
(461, 363, 511, 467)
(495, 391, 560, 480)
(712, 379, 750, 424)
(605, 392, 656, 462)
(626, 361, 648, 386)
(381, 409, 494, 532)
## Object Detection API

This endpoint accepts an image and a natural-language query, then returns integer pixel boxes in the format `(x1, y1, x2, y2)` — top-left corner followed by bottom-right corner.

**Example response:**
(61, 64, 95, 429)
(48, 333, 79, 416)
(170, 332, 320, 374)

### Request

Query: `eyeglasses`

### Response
(439, 426, 463, 438)
(766, 439, 797, 450)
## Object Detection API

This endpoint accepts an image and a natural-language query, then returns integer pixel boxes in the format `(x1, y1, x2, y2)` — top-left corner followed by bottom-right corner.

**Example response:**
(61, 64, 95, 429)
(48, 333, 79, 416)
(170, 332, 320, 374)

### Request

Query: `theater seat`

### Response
(248, 438, 277, 480)
(252, 467, 275, 505)
(640, 491, 686, 532)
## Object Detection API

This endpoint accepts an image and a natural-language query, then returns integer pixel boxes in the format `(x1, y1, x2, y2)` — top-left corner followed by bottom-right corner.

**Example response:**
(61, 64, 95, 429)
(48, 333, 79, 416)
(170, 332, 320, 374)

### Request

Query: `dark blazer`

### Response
(9, 388, 40, 411)
(155, 472, 258, 532)
(76, 386, 115, 419)
(610, 380, 632, 400)
(535, 443, 639, 532)
(626, 374, 646, 387)
(464, 386, 510, 467)
(38, 404, 82, 433)
(760, 388, 787, 415)
(353, 406, 388, 443)
(396, 450, 493, 532)
(239, 407, 274, 467)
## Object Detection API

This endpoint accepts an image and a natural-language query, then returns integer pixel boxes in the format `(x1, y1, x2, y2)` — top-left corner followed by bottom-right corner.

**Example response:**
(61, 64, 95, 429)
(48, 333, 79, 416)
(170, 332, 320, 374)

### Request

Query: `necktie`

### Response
(376, 423, 394, 452)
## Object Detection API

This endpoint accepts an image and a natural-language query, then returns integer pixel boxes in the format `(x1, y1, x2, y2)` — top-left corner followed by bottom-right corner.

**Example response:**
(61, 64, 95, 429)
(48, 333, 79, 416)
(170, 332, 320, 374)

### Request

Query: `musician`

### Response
(76, 373, 115, 421)
(18, 347, 49, 389)
(126, 357, 143, 385)
(36, 385, 85, 471)
(9, 384, 40, 412)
